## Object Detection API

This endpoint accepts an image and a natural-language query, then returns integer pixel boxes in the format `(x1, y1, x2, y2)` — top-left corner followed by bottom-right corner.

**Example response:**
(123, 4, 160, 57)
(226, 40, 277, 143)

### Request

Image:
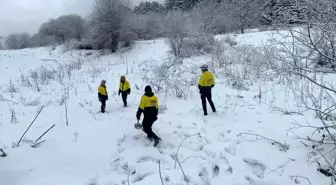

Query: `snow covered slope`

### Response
(0, 33, 327, 185)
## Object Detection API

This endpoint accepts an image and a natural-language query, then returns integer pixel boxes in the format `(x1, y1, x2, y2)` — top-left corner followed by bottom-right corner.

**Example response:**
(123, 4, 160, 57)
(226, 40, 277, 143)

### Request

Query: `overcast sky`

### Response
(0, 0, 163, 37)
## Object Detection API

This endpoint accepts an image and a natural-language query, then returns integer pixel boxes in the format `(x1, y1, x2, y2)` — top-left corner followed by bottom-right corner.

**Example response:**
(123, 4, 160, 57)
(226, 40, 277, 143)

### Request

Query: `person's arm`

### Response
(211, 73, 215, 88)
(136, 96, 145, 120)
(155, 96, 159, 117)
(98, 86, 102, 99)
(198, 74, 204, 90)
(127, 82, 131, 94)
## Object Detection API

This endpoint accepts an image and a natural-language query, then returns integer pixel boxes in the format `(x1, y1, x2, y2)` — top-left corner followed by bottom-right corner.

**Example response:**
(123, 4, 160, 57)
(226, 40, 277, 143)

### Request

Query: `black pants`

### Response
(142, 118, 160, 141)
(201, 93, 216, 115)
(100, 100, 106, 112)
(121, 92, 128, 107)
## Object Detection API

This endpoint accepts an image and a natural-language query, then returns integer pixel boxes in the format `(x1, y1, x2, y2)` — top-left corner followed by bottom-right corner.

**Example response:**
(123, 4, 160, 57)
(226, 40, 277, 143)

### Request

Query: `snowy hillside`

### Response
(0, 31, 328, 185)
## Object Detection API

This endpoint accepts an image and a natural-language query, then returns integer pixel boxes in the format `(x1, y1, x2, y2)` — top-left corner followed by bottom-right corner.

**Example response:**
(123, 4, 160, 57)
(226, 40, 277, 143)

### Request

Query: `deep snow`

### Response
(0, 32, 328, 185)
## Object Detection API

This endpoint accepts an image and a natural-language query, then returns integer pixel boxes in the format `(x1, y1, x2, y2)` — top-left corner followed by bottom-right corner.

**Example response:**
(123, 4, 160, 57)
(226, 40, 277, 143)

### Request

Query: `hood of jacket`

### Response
(144, 92, 154, 97)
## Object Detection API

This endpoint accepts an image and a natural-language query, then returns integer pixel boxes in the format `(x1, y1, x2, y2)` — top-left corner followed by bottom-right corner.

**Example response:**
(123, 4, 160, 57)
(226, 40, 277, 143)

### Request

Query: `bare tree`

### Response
(5, 33, 32, 49)
(38, 14, 87, 44)
(221, 0, 263, 34)
(89, 0, 131, 52)
(164, 10, 189, 58)
(264, 0, 336, 179)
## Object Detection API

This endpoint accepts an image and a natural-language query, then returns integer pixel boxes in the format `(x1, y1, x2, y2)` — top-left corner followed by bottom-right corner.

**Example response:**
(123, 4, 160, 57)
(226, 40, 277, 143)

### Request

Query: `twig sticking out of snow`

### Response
(289, 175, 312, 185)
(272, 106, 303, 116)
(174, 133, 201, 169)
(238, 130, 290, 152)
(13, 106, 44, 148)
(34, 124, 56, 143)
(158, 160, 164, 185)
(0, 148, 7, 157)
(65, 101, 68, 126)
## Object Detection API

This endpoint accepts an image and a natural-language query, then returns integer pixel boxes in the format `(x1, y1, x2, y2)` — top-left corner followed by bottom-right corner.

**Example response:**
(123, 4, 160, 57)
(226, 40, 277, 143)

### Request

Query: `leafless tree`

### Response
(5, 33, 32, 49)
(264, 0, 336, 179)
(164, 10, 189, 58)
(89, 0, 131, 52)
(38, 14, 87, 44)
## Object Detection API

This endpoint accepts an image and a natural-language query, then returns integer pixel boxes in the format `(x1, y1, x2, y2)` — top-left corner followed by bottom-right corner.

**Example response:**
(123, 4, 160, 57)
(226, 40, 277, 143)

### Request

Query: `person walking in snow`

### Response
(118, 75, 131, 107)
(136, 85, 161, 146)
(198, 64, 216, 116)
(98, 80, 108, 113)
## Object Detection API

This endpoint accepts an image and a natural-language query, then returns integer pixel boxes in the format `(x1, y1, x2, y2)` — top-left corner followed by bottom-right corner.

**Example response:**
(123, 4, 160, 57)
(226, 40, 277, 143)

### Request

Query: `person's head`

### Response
(120, 75, 126, 83)
(101, 80, 106, 85)
(200, 64, 208, 73)
(145, 85, 152, 93)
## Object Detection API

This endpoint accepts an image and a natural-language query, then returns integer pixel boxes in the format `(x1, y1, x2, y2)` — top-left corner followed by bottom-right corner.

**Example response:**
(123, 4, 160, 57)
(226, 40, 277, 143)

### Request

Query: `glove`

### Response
(106, 96, 108, 100)
(118, 90, 121, 96)
(211, 84, 214, 88)
(136, 115, 140, 121)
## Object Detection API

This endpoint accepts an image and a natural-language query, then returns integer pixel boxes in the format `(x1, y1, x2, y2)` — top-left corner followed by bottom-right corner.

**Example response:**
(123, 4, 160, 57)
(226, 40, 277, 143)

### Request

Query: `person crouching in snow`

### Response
(136, 85, 161, 145)
(118, 75, 131, 107)
(98, 80, 108, 113)
(198, 64, 216, 116)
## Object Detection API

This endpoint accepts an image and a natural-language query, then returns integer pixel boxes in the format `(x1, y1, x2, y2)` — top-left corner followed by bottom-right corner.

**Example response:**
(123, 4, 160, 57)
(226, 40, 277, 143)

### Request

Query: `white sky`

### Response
(0, 0, 164, 37)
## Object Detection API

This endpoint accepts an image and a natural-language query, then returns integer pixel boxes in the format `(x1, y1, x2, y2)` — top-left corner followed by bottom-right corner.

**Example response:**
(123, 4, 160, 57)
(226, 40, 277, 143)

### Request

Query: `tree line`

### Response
(1, 0, 310, 51)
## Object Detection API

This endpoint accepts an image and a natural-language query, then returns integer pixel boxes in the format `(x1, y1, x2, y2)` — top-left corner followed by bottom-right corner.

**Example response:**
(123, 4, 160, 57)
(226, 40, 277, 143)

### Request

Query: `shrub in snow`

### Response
(223, 35, 237, 47)
(158, 104, 167, 114)
(5, 33, 32, 50)
(38, 14, 87, 44)
(142, 58, 198, 99)
(164, 11, 189, 58)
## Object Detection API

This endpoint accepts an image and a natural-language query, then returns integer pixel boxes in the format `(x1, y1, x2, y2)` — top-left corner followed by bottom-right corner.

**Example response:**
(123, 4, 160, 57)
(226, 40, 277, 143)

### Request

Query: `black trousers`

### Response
(100, 100, 106, 112)
(142, 118, 160, 140)
(121, 92, 128, 107)
(201, 93, 216, 115)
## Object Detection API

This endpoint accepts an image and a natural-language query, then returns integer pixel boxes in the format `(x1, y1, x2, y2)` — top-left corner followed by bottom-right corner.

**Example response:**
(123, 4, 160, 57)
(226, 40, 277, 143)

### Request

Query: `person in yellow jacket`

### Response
(198, 64, 216, 116)
(98, 80, 108, 113)
(118, 75, 131, 107)
(136, 85, 161, 146)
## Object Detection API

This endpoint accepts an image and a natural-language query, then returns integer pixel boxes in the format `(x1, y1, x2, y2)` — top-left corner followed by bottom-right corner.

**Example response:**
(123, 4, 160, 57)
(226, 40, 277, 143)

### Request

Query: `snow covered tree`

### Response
(261, 0, 307, 25)
(38, 14, 87, 43)
(134, 1, 165, 14)
(222, 0, 263, 33)
(30, 33, 56, 47)
(165, 0, 183, 10)
(5, 33, 32, 49)
(89, 0, 131, 52)
(182, 0, 204, 11)
(164, 11, 189, 58)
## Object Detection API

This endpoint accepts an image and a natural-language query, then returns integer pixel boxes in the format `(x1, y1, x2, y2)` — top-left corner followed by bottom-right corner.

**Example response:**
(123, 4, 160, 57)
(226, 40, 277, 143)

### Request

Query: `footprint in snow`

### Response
(212, 165, 220, 177)
(243, 158, 266, 179)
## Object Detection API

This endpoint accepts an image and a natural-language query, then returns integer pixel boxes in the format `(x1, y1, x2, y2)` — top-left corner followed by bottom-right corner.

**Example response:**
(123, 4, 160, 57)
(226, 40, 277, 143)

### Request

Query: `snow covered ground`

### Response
(0, 32, 328, 185)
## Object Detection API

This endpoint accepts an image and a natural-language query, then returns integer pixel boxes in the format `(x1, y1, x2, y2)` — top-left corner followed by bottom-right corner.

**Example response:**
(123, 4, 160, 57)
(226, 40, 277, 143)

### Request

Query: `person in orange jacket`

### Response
(118, 75, 131, 107)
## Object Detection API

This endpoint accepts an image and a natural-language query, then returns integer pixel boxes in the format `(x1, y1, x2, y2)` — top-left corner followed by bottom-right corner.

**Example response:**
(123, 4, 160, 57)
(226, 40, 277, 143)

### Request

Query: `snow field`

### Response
(0, 32, 328, 185)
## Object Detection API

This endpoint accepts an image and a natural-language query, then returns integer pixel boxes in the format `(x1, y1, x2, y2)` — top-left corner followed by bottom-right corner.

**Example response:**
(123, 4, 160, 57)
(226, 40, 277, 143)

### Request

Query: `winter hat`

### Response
(200, 64, 208, 71)
(145, 85, 152, 93)
(101, 80, 106, 84)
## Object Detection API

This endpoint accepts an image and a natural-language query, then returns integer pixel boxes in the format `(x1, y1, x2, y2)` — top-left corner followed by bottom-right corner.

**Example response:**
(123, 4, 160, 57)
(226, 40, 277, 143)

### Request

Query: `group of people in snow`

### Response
(97, 64, 216, 146)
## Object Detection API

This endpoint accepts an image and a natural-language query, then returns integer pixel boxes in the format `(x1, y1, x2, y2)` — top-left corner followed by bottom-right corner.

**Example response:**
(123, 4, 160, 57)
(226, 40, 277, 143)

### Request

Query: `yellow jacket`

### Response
(139, 94, 159, 110)
(98, 85, 107, 96)
(119, 81, 130, 91)
(98, 84, 108, 100)
(136, 92, 159, 120)
(199, 71, 215, 87)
